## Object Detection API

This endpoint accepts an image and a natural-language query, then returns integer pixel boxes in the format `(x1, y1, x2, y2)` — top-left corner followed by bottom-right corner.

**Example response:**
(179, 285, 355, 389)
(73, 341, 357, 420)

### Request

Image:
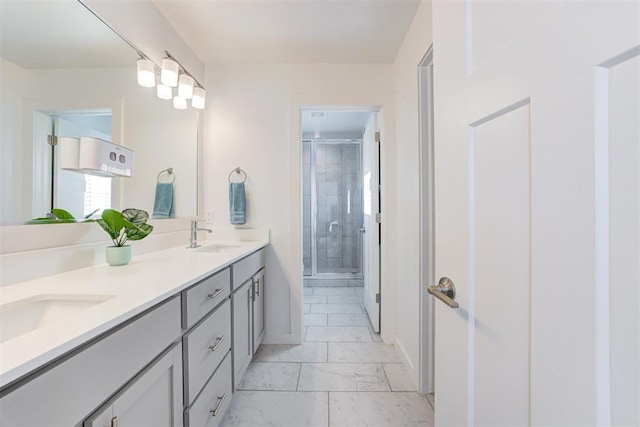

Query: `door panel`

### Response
(472, 105, 530, 426)
(362, 113, 380, 332)
(530, 70, 601, 425)
(433, 0, 639, 425)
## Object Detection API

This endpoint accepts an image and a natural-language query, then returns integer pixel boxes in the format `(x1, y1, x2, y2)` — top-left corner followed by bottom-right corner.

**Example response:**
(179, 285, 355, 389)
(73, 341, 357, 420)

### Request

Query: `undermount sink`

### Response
(193, 244, 242, 253)
(0, 294, 115, 343)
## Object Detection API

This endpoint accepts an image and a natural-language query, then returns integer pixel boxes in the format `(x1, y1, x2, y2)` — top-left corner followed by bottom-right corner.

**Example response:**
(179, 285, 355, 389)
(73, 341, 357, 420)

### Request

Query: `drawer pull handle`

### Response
(207, 288, 224, 299)
(255, 278, 260, 297)
(210, 393, 227, 417)
(209, 335, 226, 352)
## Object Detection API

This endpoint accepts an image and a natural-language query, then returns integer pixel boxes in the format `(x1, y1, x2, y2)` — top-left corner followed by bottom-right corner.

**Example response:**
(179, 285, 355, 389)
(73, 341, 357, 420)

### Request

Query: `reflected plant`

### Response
(27, 208, 98, 224)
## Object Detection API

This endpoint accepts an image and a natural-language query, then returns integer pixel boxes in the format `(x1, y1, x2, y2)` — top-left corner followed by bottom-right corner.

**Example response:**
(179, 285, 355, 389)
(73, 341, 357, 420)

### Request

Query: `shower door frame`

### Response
(307, 138, 364, 279)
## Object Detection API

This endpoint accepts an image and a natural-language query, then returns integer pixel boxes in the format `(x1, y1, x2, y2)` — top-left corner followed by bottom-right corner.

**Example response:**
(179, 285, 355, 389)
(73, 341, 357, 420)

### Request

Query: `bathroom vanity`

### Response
(0, 241, 268, 426)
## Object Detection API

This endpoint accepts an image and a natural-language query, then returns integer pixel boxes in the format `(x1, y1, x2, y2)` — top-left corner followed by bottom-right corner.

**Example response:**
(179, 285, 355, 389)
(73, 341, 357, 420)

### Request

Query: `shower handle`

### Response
(328, 221, 339, 233)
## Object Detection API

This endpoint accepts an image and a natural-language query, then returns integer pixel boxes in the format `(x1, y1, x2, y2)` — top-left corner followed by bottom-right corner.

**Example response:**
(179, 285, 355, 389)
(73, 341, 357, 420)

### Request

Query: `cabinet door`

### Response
(84, 344, 183, 427)
(232, 280, 253, 390)
(252, 269, 266, 354)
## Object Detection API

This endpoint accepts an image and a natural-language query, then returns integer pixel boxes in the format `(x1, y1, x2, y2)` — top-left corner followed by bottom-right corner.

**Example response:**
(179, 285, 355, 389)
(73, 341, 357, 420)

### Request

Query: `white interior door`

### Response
(363, 113, 381, 332)
(432, 1, 639, 425)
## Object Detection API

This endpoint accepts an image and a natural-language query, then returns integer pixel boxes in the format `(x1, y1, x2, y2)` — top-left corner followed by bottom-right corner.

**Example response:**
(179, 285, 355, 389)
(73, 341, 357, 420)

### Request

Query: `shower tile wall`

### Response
(303, 142, 362, 277)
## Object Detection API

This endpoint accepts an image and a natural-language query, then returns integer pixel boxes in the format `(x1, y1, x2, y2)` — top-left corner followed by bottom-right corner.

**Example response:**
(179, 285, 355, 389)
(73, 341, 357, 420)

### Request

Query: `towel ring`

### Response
(228, 167, 247, 183)
(157, 167, 175, 184)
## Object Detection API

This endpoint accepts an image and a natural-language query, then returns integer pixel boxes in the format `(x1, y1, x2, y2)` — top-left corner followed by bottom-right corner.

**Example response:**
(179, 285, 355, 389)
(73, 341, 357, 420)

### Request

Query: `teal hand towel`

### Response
(153, 183, 174, 218)
(229, 182, 246, 225)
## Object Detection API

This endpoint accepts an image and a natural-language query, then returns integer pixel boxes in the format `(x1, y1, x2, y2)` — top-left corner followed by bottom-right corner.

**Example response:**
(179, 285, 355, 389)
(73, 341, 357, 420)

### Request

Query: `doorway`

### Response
(300, 108, 382, 334)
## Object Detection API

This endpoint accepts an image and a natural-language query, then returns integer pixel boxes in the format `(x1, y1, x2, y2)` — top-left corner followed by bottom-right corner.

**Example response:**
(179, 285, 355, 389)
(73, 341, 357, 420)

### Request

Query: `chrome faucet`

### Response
(188, 220, 212, 249)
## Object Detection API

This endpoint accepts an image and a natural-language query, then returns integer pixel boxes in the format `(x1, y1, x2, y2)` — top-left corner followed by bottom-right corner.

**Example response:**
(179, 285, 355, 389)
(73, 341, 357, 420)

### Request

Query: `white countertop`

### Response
(0, 239, 269, 389)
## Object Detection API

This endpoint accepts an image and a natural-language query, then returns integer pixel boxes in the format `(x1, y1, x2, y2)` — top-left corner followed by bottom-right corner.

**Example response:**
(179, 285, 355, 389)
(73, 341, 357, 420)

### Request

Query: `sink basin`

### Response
(194, 244, 242, 253)
(0, 294, 115, 343)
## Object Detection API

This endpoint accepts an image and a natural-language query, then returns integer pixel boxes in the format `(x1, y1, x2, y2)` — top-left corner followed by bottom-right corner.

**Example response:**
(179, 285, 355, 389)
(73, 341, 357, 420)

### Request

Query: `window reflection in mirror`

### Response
(45, 110, 113, 219)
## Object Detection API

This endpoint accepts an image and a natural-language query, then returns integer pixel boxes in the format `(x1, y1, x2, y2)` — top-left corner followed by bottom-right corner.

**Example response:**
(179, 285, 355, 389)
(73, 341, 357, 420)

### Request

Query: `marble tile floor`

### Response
(221, 287, 434, 427)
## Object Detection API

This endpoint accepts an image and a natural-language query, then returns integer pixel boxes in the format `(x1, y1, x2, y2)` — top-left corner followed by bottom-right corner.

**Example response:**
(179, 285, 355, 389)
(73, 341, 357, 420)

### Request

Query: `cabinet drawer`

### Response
(184, 300, 231, 404)
(184, 268, 230, 329)
(232, 249, 265, 291)
(185, 352, 232, 427)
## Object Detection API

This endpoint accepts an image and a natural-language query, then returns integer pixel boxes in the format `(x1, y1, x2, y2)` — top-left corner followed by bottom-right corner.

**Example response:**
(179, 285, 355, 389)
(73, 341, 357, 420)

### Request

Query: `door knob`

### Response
(427, 277, 459, 308)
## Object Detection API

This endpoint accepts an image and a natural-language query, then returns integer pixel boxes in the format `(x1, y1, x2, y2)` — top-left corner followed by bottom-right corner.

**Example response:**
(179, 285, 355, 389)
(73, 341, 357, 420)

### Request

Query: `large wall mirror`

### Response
(0, 0, 199, 226)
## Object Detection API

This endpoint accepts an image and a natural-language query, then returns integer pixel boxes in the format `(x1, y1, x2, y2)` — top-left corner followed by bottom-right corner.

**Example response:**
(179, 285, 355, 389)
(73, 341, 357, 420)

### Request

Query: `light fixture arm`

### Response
(163, 51, 205, 90)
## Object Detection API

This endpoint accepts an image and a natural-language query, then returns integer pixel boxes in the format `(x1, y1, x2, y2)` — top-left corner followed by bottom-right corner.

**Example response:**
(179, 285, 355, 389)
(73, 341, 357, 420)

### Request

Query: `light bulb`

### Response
(178, 74, 194, 99)
(156, 76, 172, 100)
(136, 58, 155, 88)
(161, 58, 179, 87)
(173, 96, 187, 110)
(192, 87, 206, 109)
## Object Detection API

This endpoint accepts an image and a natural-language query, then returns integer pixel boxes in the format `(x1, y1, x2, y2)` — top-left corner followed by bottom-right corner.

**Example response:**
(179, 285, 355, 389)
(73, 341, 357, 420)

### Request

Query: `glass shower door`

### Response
(314, 142, 362, 275)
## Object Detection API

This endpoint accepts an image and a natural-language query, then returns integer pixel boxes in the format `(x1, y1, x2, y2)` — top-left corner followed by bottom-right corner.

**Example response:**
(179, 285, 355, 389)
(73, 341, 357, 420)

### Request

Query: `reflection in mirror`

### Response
(0, 0, 199, 225)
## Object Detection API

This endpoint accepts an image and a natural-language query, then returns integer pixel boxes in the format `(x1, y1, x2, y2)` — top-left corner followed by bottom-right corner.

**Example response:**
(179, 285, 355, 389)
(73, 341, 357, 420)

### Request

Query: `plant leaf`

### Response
(121, 208, 149, 226)
(84, 208, 100, 219)
(126, 223, 153, 241)
(51, 208, 75, 220)
(98, 209, 129, 240)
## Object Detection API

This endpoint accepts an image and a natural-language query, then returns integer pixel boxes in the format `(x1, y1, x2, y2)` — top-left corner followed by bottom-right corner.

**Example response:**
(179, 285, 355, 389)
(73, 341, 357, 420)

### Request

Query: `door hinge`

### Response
(375, 132, 380, 143)
(376, 293, 381, 304)
(375, 212, 382, 223)
(47, 135, 58, 146)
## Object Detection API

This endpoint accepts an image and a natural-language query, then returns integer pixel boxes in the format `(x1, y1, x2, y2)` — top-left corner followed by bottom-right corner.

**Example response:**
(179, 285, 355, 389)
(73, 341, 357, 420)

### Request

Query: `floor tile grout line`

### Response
(381, 362, 394, 392)
(295, 362, 302, 391)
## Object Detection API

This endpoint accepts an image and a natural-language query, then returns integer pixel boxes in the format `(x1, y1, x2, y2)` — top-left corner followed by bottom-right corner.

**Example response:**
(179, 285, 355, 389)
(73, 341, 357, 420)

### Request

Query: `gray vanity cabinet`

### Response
(0, 297, 182, 426)
(0, 247, 267, 427)
(84, 344, 183, 427)
(231, 249, 266, 390)
(231, 279, 253, 390)
(252, 268, 266, 354)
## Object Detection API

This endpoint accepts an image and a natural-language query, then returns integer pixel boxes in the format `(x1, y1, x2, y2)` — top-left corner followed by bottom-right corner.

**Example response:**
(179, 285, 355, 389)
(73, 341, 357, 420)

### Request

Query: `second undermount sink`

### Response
(193, 244, 242, 253)
(0, 294, 116, 343)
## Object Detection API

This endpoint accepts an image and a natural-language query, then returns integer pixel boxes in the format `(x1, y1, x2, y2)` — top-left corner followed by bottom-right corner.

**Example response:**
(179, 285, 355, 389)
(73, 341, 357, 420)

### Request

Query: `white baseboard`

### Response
(394, 334, 419, 391)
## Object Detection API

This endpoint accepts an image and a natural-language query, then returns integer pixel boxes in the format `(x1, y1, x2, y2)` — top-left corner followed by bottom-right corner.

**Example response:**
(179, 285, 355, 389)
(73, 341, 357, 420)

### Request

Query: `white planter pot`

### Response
(106, 245, 132, 266)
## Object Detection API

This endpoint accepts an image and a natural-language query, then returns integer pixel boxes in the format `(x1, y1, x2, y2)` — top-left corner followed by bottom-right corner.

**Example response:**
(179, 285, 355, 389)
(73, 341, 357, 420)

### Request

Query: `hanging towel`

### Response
(153, 183, 174, 218)
(229, 182, 246, 225)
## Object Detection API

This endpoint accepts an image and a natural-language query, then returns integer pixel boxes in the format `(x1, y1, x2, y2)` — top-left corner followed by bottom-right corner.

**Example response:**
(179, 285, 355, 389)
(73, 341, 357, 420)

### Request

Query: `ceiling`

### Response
(301, 110, 371, 138)
(0, 0, 135, 69)
(153, 0, 421, 64)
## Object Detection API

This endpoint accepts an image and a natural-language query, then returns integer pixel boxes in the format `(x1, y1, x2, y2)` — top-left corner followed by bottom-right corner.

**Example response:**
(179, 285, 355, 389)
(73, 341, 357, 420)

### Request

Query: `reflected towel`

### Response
(153, 183, 174, 218)
(229, 182, 246, 225)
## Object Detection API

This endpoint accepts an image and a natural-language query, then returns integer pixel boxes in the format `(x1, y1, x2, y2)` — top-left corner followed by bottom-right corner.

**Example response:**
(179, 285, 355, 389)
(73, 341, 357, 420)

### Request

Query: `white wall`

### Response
(391, 0, 433, 387)
(203, 63, 395, 343)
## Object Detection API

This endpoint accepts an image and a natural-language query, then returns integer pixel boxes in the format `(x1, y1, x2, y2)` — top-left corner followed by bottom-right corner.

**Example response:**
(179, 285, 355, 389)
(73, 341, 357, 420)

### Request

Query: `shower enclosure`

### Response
(303, 140, 363, 278)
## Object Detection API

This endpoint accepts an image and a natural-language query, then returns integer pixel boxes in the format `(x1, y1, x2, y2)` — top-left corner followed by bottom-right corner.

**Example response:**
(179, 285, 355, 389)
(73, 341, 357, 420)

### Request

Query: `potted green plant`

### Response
(96, 208, 154, 266)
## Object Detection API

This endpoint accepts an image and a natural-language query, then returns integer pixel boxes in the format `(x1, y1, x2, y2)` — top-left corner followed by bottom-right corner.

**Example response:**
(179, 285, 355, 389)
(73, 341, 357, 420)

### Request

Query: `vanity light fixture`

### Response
(173, 96, 187, 110)
(192, 87, 206, 109)
(138, 51, 205, 109)
(156, 77, 173, 100)
(136, 58, 155, 88)
(178, 74, 194, 99)
(161, 57, 179, 87)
